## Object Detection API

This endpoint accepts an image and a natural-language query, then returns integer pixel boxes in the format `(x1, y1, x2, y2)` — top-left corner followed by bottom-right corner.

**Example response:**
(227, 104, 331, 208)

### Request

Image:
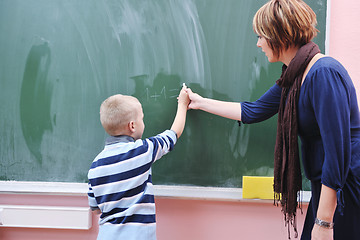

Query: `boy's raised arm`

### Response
(171, 85, 190, 138)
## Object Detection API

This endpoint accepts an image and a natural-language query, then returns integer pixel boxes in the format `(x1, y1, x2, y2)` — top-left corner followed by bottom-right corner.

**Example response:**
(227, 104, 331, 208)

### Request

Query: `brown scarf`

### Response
(274, 41, 320, 238)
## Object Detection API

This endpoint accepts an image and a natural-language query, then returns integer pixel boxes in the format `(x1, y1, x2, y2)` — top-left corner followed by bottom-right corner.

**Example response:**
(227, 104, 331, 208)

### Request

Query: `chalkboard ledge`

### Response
(0, 181, 311, 202)
(0, 181, 87, 196)
(155, 185, 311, 203)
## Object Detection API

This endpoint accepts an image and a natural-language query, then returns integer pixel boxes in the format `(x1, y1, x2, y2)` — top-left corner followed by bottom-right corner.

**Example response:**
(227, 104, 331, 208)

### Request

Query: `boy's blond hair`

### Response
(100, 94, 141, 136)
(253, 0, 319, 57)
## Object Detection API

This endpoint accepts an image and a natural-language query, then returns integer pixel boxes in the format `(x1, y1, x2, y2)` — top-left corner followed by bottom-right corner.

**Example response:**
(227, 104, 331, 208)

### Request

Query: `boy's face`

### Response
(133, 104, 145, 140)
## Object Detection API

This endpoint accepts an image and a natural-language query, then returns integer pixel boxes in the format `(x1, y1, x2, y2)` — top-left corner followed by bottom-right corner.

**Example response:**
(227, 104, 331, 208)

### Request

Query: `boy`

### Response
(87, 85, 189, 240)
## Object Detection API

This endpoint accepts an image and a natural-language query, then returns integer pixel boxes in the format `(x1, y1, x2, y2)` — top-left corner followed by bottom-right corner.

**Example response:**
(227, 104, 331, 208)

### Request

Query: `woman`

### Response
(186, 0, 360, 239)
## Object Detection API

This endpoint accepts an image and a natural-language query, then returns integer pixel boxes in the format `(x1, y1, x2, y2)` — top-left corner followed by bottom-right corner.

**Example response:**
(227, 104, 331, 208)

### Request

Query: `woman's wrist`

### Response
(314, 218, 334, 229)
(316, 184, 337, 227)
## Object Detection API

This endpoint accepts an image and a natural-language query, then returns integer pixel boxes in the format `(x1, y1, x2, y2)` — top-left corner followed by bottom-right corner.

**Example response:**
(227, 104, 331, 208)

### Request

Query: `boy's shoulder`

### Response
(104, 130, 176, 145)
(95, 130, 177, 160)
(145, 130, 178, 143)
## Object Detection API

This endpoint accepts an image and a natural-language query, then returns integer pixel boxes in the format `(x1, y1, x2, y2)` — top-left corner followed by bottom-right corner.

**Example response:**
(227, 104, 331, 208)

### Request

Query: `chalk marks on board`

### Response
(20, 42, 53, 164)
(136, 86, 179, 102)
(104, 0, 209, 89)
(131, 71, 182, 103)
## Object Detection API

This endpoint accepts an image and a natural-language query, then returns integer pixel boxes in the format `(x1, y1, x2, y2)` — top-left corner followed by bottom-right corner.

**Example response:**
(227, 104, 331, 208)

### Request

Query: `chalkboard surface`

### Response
(0, 0, 326, 187)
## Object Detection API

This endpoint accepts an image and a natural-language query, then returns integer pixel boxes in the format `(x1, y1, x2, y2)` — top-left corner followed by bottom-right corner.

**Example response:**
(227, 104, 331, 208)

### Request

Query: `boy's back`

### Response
(88, 130, 177, 240)
(88, 88, 189, 239)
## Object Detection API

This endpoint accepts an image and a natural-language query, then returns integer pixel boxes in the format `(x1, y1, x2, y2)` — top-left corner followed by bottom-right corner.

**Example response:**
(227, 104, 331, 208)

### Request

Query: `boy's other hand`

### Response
(178, 85, 190, 107)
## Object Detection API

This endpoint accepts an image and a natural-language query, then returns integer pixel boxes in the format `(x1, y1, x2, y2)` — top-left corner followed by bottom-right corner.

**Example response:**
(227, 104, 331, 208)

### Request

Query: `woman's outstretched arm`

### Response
(186, 88, 242, 121)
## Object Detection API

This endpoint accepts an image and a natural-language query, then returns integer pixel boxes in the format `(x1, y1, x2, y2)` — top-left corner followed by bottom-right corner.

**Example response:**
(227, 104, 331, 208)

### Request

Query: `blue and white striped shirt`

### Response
(88, 130, 177, 240)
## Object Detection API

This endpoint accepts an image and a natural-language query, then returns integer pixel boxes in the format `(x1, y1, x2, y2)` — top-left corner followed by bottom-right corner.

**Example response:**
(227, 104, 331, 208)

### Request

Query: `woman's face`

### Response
(256, 36, 278, 63)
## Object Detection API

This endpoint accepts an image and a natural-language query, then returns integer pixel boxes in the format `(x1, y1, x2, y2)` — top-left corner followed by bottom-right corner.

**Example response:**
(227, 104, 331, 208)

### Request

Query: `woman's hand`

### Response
(311, 224, 333, 240)
(186, 88, 203, 110)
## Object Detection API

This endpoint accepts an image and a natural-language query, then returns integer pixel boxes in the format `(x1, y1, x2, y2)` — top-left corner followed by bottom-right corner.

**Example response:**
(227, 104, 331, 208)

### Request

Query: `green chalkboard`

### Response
(0, 0, 326, 188)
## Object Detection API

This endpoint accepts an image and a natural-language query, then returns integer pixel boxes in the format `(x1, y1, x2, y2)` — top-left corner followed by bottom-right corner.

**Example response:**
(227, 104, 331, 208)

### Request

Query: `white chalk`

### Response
(182, 83, 186, 88)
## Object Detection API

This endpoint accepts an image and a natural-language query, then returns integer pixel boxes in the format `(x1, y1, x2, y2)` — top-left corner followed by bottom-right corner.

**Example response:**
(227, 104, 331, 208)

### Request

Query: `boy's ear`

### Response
(128, 121, 135, 133)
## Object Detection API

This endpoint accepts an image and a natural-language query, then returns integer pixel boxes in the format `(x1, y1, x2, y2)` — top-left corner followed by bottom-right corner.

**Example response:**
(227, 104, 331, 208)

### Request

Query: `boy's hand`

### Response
(171, 84, 190, 138)
(178, 84, 190, 107)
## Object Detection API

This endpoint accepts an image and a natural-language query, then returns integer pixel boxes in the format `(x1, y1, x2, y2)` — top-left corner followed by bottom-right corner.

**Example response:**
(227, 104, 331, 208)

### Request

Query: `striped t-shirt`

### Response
(88, 130, 177, 240)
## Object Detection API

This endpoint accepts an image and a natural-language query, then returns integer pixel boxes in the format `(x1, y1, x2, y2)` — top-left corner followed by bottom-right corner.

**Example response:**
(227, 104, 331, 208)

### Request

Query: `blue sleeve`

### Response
(87, 182, 99, 211)
(308, 66, 353, 212)
(240, 83, 281, 124)
(146, 130, 177, 163)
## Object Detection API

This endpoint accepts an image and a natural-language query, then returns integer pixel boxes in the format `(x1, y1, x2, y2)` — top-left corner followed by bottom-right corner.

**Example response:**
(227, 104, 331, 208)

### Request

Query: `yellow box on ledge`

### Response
(242, 176, 274, 200)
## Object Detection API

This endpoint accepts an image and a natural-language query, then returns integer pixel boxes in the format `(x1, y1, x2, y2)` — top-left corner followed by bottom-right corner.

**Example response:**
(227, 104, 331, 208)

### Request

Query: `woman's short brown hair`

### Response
(253, 0, 319, 57)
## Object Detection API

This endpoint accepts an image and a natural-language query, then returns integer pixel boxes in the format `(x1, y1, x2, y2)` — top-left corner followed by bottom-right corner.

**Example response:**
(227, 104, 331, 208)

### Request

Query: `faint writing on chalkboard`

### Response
(141, 87, 179, 101)
(131, 72, 182, 102)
